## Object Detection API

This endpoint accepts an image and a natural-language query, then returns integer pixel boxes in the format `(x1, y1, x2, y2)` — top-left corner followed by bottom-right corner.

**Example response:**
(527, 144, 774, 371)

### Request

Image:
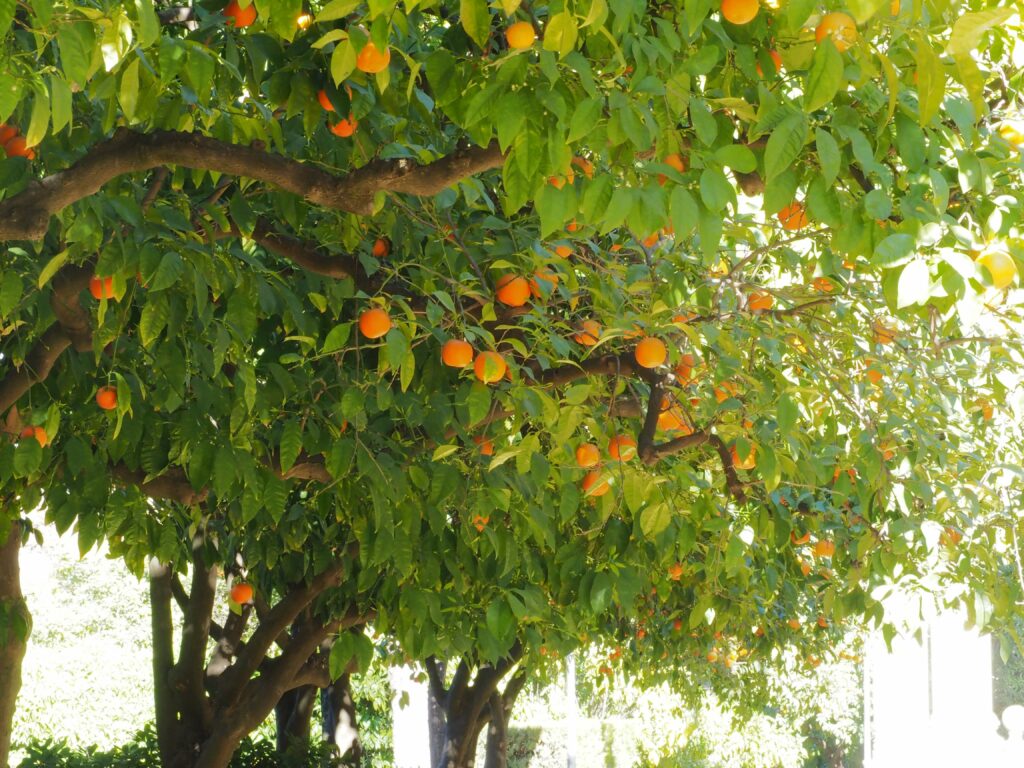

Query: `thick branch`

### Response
(148, 559, 179, 767)
(0, 326, 71, 415)
(425, 656, 449, 702)
(109, 463, 207, 505)
(206, 605, 251, 685)
(173, 539, 219, 731)
(0, 130, 503, 241)
(214, 561, 345, 707)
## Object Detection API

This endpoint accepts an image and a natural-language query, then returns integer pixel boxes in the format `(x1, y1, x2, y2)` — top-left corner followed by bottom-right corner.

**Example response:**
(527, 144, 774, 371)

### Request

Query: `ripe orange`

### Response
(318, 89, 335, 111)
(657, 408, 691, 433)
(817, 616, 828, 629)
(815, 12, 858, 53)
(356, 41, 391, 73)
(2, 136, 35, 160)
(658, 153, 687, 185)
(89, 275, 115, 300)
(634, 337, 667, 368)
(811, 276, 833, 293)
(223, 0, 257, 28)
(472, 514, 490, 532)
(529, 269, 559, 298)
(940, 526, 963, 547)
(813, 539, 835, 558)
(0, 124, 16, 145)
(495, 274, 531, 307)
(721, 0, 759, 24)
(747, 290, 774, 312)
(714, 380, 740, 403)
(865, 367, 883, 385)
(505, 20, 535, 49)
(756, 50, 783, 77)
(581, 469, 611, 497)
(573, 319, 601, 346)
(730, 444, 756, 470)
(297, 12, 313, 29)
(330, 117, 358, 137)
(96, 386, 118, 410)
(608, 435, 637, 462)
(358, 307, 391, 339)
(777, 201, 809, 230)
(474, 435, 495, 456)
(787, 618, 801, 630)
(668, 562, 685, 580)
(372, 237, 390, 258)
(998, 121, 1024, 149)
(441, 339, 474, 368)
(977, 250, 1017, 289)
(575, 443, 601, 468)
(674, 353, 696, 384)
(19, 426, 47, 447)
(872, 318, 897, 345)
(790, 530, 811, 546)
(673, 619, 683, 631)
(572, 155, 595, 178)
(553, 244, 572, 258)
(231, 583, 254, 604)
(474, 350, 507, 384)
(641, 232, 660, 248)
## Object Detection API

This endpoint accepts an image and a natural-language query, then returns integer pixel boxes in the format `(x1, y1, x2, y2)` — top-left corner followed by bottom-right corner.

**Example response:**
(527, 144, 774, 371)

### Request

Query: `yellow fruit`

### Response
(505, 21, 536, 50)
(977, 250, 1017, 289)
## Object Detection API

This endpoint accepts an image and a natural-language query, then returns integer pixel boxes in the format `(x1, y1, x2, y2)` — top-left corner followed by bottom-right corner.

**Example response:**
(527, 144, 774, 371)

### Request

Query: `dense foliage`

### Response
(1, 0, 1023, 764)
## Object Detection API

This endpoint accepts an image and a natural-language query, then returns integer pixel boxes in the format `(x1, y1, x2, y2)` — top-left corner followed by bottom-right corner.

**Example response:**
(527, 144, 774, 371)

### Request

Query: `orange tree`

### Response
(1, 0, 1024, 766)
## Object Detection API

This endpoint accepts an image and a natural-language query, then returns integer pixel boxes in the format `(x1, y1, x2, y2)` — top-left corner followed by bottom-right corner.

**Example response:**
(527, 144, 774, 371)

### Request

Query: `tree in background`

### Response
(1, 0, 1023, 766)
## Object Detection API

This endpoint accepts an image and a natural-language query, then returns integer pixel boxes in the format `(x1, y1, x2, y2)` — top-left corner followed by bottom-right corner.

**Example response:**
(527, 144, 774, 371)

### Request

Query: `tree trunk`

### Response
(325, 674, 362, 762)
(482, 692, 508, 768)
(276, 684, 317, 753)
(437, 715, 479, 768)
(0, 523, 29, 768)
(427, 663, 447, 768)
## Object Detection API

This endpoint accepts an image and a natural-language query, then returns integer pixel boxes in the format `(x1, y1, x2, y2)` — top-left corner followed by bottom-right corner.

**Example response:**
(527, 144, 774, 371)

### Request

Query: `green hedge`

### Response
(14, 726, 339, 768)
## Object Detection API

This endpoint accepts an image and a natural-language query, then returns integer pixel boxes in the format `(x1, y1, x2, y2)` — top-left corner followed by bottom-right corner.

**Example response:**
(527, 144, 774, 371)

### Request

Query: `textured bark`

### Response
(428, 662, 448, 768)
(0, 129, 504, 241)
(325, 674, 362, 762)
(0, 523, 29, 768)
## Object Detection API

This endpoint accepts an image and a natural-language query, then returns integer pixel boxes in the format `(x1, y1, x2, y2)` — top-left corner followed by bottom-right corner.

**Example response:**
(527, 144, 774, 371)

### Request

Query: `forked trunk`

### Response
(0, 523, 29, 768)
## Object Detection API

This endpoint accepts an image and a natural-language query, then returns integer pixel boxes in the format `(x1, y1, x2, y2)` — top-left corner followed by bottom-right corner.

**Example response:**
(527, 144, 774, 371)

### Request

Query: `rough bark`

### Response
(147, 553, 362, 768)
(325, 674, 362, 762)
(482, 670, 526, 768)
(0, 129, 504, 241)
(428, 661, 448, 768)
(0, 523, 29, 768)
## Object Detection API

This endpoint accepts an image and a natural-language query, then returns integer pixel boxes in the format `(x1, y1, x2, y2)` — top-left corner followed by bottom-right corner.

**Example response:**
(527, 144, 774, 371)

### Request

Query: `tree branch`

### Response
(214, 561, 345, 708)
(173, 538, 219, 731)
(0, 130, 503, 241)
(109, 463, 207, 505)
(148, 559, 179, 766)
(425, 656, 449, 702)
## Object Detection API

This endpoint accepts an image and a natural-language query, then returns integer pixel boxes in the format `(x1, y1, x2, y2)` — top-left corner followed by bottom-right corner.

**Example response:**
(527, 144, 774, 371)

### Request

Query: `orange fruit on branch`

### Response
(474, 351, 507, 384)
(0, 124, 16, 145)
(658, 153, 687, 185)
(2, 136, 35, 160)
(581, 470, 611, 497)
(730, 443, 756, 470)
(505, 20, 536, 49)
(777, 201, 809, 230)
(747, 290, 774, 312)
(813, 539, 835, 558)
(474, 435, 495, 456)
(976, 250, 1017, 289)
(721, 0, 759, 24)
(318, 89, 335, 112)
(634, 337, 667, 368)
(573, 319, 601, 347)
(223, 0, 257, 28)
(608, 435, 637, 462)
(756, 50, 783, 77)
(442, 339, 474, 368)
(815, 12, 858, 53)
(714, 380, 740, 403)
(371, 237, 390, 258)
(19, 426, 47, 447)
(668, 562, 685, 581)
(358, 307, 391, 339)
(96, 386, 118, 410)
(230, 583, 254, 604)
(529, 269, 559, 298)
(330, 117, 358, 137)
(495, 274, 531, 307)
(553, 244, 572, 258)
(89, 275, 115, 300)
(575, 443, 600, 468)
(356, 41, 391, 73)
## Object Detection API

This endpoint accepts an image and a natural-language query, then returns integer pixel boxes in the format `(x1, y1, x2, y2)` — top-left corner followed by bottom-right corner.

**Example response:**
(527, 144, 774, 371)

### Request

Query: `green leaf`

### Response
(49, 76, 72, 135)
(433, 444, 460, 460)
(119, 58, 140, 122)
(714, 144, 756, 173)
(316, 0, 360, 22)
(322, 323, 352, 354)
(134, 0, 160, 48)
(946, 8, 1013, 58)
(896, 259, 929, 308)
(460, 0, 490, 49)
(815, 128, 841, 186)
(0, 0, 14, 38)
(543, 11, 578, 58)
(149, 252, 184, 291)
(57, 22, 95, 87)
(269, 0, 303, 39)
(139, 296, 169, 347)
(37, 250, 68, 289)
(758, 444, 781, 492)
(0, 271, 21, 319)
(331, 39, 356, 86)
(279, 419, 302, 472)
(764, 115, 807, 181)
(777, 393, 797, 433)
(330, 631, 374, 678)
(486, 599, 515, 641)
(873, 233, 917, 269)
(640, 504, 671, 540)
(914, 35, 944, 126)
(699, 167, 733, 212)
(803, 42, 843, 112)
(589, 572, 612, 613)
(25, 86, 50, 149)
(669, 187, 699, 238)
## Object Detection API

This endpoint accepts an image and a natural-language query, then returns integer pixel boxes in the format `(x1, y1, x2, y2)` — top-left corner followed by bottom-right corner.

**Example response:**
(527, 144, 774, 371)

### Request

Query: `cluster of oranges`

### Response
(0, 124, 35, 160)
(576, 434, 638, 497)
(719, 0, 859, 54)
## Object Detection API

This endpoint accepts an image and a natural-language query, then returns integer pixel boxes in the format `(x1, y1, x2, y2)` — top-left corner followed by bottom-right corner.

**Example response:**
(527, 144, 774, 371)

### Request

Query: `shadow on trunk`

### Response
(0, 522, 30, 768)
